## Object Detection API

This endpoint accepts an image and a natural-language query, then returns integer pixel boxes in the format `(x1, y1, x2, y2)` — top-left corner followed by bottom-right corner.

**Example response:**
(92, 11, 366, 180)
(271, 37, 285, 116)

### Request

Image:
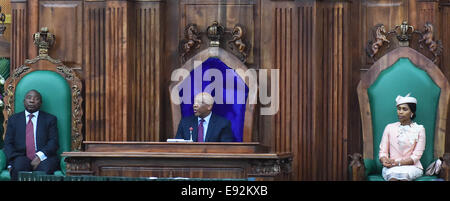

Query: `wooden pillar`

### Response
(10, 0, 27, 70)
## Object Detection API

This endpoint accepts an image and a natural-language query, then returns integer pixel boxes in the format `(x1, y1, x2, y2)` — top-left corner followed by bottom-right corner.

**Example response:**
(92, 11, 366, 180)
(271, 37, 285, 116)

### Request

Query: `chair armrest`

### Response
(439, 153, 450, 181)
(60, 156, 67, 175)
(364, 158, 377, 176)
(0, 150, 6, 170)
(348, 153, 365, 181)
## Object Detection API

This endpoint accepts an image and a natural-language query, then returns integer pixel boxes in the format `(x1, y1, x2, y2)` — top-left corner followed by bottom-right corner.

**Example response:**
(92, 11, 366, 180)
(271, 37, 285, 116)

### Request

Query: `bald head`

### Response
(193, 92, 214, 118)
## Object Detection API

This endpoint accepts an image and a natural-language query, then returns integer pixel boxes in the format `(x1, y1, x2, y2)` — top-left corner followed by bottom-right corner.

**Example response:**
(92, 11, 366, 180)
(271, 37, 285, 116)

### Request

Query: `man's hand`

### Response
(31, 156, 41, 170)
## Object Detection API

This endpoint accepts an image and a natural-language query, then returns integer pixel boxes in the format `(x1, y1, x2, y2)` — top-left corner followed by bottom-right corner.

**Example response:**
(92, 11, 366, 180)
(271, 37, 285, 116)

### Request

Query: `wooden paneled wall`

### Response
(11, 0, 163, 142)
(317, 1, 349, 181)
(10, 0, 26, 69)
(9, 0, 450, 180)
(262, 0, 350, 181)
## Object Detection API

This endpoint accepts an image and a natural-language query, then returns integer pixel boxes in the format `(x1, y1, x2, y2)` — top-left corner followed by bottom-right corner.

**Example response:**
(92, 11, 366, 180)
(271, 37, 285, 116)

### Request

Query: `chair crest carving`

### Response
(33, 27, 55, 57)
(180, 21, 249, 64)
(366, 21, 443, 63)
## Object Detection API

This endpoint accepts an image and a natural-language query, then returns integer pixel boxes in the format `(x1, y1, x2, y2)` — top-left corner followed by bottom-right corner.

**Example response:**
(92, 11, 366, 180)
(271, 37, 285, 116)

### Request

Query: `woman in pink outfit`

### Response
(379, 93, 426, 181)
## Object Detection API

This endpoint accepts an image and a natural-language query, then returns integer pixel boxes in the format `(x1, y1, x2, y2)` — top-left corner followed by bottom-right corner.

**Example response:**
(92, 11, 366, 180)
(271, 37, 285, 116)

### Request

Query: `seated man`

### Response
(175, 92, 234, 142)
(3, 89, 59, 180)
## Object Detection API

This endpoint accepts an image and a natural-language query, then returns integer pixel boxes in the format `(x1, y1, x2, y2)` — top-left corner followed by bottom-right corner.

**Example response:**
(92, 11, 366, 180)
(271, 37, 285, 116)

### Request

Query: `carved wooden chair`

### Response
(351, 47, 450, 181)
(169, 47, 256, 142)
(0, 45, 83, 181)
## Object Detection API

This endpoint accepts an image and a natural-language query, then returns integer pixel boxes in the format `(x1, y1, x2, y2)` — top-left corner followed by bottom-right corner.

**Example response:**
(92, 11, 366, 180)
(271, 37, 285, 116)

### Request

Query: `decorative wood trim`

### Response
(357, 47, 450, 159)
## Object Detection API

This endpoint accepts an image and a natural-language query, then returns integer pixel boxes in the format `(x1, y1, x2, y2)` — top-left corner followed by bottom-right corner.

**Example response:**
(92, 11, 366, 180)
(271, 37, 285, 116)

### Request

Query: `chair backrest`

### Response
(170, 47, 256, 142)
(358, 47, 450, 174)
(368, 58, 439, 173)
(14, 71, 71, 156)
(178, 57, 248, 142)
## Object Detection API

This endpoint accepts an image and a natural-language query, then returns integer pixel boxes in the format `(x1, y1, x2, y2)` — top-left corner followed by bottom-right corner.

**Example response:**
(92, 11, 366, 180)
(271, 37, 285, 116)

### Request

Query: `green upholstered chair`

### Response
(352, 47, 450, 181)
(0, 56, 83, 181)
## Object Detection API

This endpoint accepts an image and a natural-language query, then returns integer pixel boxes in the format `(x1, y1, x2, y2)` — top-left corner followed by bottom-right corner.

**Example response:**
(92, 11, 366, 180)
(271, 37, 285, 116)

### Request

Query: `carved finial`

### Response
(367, 24, 390, 59)
(33, 27, 55, 56)
(418, 22, 442, 63)
(206, 21, 224, 47)
(227, 25, 247, 63)
(392, 21, 414, 47)
(0, 6, 6, 36)
(180, 24, 202, 63)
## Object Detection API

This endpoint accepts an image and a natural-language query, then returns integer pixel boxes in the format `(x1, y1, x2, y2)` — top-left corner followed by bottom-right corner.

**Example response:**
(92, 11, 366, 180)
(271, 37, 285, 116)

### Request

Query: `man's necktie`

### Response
(26, 114, 35, 160)
(197, 118, 205, 142)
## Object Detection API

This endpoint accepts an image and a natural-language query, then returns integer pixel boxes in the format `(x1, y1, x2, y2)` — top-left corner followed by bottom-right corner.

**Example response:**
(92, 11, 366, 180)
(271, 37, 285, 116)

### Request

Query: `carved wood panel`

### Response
(39, 1, 83, 67)
(84, 1, 106, 141)
(272, 3, 316, 181)
(130, 2, 162, 141)
(11, 0, 26, 70)
(316, 2, 349, 181)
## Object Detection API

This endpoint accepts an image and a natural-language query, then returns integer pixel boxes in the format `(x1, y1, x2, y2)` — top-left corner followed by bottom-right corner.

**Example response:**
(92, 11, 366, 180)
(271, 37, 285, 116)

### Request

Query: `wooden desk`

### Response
(62, 142, 292, 181)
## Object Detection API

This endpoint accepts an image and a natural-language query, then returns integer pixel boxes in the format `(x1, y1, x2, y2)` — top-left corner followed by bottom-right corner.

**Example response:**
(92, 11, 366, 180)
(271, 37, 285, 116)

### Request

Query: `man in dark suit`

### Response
(175, 92, 234, 142)
(3, 89, 59, 180)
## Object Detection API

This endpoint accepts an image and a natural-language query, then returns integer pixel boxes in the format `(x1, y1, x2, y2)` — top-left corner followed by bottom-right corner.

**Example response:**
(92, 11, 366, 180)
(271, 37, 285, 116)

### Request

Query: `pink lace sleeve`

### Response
(411, 126, 426, 163)
(379, 124, 390, 159)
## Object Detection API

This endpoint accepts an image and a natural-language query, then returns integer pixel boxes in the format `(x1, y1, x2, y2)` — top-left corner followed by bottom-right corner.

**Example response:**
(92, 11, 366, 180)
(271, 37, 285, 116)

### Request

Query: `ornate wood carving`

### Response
(180, 24, 202, 63)
(179, 21, 249, 63)
(206, 21, 224, 47)
(249, 157, 292, 177)
(418, 22, 443, 63)
(391, 21, 415, 47)
(32, 27, 55, 57)
(348, 153, 365, 181)
(64, 157, 93, 175)
(440, 153, 450, 181)
(367, 21, 442, 63)
(366, 24, 390, 58)
(227, 25, 247, 63)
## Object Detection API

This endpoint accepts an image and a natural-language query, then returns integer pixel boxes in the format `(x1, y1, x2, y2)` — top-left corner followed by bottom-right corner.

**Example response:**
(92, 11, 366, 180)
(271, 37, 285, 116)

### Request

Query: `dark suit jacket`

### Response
(175, 113, 234, 142)
(3, 110, 59, 163)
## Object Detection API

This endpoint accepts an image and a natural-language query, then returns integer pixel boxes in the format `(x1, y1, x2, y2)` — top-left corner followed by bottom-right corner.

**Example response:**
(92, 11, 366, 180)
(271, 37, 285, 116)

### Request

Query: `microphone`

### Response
(189, 127, 193, 141)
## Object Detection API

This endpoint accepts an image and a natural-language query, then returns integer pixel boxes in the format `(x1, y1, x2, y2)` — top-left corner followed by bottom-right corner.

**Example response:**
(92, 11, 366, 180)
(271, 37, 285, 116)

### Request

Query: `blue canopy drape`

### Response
(178, 57, 249, 142)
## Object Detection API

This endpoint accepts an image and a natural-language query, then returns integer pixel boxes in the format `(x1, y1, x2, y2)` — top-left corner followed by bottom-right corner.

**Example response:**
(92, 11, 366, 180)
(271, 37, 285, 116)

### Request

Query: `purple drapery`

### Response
(179, 58, 249, 142)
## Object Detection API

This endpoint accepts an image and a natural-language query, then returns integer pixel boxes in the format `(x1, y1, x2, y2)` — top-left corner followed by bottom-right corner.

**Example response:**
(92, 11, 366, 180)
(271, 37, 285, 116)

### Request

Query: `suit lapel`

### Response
(192, 116, 199, 142)
(205, 114, 215, 142)
(36, 112, 43, 148)
(17, 111, 26, 142)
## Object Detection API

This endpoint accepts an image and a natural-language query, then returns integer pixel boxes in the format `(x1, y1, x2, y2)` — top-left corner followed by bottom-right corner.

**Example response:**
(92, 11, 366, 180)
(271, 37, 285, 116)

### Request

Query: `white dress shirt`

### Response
(25, 110, 47, 161)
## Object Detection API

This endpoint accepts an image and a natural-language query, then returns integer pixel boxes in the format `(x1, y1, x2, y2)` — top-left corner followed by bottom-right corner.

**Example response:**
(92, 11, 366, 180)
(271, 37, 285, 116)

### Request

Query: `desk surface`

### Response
(62, 151, 292, 159)
(79, 141, 271, 154)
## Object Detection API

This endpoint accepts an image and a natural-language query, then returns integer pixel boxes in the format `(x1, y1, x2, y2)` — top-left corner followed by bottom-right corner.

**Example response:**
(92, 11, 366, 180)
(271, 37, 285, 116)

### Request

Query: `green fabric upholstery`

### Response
(0, 58, 10, 147)
(0, 70, 71, 180)
(0, 58, 10, 79)
(364, 159, 377, 176)
(366, 58, 440, 181)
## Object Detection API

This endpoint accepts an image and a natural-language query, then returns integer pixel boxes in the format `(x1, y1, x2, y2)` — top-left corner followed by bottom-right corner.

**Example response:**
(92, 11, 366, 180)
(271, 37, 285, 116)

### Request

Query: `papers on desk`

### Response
(166, 139, 193, 142)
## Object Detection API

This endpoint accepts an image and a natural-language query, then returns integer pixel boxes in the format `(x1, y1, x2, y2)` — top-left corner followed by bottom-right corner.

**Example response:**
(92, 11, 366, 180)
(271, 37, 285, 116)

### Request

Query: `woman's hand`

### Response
(380, 157, 394, 168)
